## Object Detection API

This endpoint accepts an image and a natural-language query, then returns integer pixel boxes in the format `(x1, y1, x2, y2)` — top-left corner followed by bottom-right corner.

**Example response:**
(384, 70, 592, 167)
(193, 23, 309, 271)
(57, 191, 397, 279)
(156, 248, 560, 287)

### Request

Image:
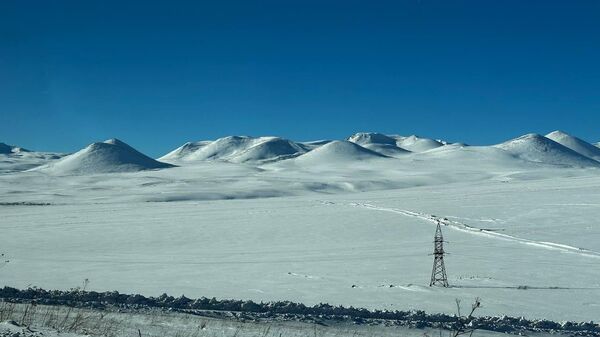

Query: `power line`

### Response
(430, 221, 449, 287)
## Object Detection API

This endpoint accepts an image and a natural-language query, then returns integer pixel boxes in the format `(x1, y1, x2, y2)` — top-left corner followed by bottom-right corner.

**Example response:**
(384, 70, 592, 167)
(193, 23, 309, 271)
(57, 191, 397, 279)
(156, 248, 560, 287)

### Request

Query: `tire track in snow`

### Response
(342, 202, 600, 259)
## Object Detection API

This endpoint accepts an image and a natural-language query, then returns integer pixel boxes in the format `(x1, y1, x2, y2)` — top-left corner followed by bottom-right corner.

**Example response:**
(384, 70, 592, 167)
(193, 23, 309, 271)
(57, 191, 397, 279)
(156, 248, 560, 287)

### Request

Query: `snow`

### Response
(347, 133, 411, 157)
(33, 138, 173, 174)
(0, 143, 64, 174)
(298, 140, 332, 150)
(159, 140, 214, 162)
(545, 130, 600, 162)
(0, 143, 29, 154)
(291, 140, 388, 164)
(394, 135, 444, 152)
(1, 132, 600, 324)
(347, 132, 398, 146)
(494, 133, 600, 167)
(160, 136, 307, 164)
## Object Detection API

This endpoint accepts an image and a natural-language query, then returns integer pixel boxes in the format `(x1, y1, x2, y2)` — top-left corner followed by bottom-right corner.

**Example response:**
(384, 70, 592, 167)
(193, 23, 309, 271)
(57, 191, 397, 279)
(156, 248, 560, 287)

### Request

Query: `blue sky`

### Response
(1, 1, 599, 156)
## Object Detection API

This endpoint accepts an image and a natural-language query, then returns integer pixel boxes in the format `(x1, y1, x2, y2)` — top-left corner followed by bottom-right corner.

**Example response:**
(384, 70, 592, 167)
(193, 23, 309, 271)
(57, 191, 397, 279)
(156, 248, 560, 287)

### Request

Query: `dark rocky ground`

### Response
(0, 287, 597, 337)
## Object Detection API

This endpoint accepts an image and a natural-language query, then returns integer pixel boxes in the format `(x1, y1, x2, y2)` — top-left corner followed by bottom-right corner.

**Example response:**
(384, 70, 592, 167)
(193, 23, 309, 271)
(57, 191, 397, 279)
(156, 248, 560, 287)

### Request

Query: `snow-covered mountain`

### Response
(347, 132, 410, 157)
(393, 135, 444, 152)
(347, 132, 397, 146)
(0, 142, 66, 173)
(494, 133, 600, 167)
(161, 136, 307, 163)
(34, 138, 173, 174)
(297, 140, 332, 150)
(545, 130, 600, 162)
(293, 140, 388, 164)
(159, 141, 213, 161)
(4, 131, 600, 175)
(0, 142, 29, 154)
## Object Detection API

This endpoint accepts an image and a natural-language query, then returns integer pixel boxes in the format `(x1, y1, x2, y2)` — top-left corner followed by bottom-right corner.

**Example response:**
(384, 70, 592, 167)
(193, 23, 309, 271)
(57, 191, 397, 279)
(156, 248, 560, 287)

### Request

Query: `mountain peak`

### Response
(495, 133, 599, 167)
(103, 138, 127, 146)
(545, 130, 600, 162)
(395, 135, 444, 152)
(347, 132, 397, 146)
(546, 130, 569, 138)
(0, 142, 29, 154)
(35, 138, 173, 174)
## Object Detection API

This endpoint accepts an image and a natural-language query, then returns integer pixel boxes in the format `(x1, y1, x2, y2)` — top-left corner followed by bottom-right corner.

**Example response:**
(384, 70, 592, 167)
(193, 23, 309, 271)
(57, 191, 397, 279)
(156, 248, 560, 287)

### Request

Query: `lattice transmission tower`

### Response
(429, 221, 449, 287)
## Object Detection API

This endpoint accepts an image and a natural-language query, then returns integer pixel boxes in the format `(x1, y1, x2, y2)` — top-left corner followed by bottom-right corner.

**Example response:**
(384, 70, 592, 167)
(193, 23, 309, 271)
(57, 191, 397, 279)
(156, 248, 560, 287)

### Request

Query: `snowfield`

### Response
(0, 131, 599, 325)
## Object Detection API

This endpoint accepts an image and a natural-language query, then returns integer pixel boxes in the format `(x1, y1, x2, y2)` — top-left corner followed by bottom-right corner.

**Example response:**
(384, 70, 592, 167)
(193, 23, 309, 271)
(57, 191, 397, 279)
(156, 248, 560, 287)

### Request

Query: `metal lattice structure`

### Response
(430, 221, 449, 287)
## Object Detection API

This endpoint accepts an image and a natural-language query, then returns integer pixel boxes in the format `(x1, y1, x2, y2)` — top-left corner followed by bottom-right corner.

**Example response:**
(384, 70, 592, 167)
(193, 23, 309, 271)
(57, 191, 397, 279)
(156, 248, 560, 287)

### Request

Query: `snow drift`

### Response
(545, 130, 600, 162)
(35, 138, 174, 174)
(494, 134, 600, 167)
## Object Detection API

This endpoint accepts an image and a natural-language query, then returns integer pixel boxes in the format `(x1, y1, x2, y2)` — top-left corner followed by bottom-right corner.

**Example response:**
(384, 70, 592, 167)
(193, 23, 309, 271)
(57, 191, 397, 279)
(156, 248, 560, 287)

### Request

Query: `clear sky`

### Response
(1, 1, 599, 157)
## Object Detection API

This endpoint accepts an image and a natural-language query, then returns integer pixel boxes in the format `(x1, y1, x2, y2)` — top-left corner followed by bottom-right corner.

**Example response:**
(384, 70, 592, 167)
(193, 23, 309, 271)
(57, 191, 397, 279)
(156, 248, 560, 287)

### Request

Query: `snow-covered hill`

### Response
(347, 132, 398, 146)
(298, 139, 332, 150)
(416, 143, 526, 169)
(0, 143, 65, 173)
(159, 140, 213, 162)
(347, 132, 410, 157)
(34, 138, 173, 174)
(4, 131, 600, 174)
(394, 135, 444, 152)
(0, 142, 29, 154)
(161, 136, 306, 163)
(494, 133, 600, 167)
(545, 130, 600, 162)
(293, 140, 388, 164)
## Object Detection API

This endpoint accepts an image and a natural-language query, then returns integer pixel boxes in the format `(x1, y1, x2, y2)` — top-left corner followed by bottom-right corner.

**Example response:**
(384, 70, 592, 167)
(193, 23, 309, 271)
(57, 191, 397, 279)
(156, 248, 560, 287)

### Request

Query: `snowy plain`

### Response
(0, 131, 599, 324)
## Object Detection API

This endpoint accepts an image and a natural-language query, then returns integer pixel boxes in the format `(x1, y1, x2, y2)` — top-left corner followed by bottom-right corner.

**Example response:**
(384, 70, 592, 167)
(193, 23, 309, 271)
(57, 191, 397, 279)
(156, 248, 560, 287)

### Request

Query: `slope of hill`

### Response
(347, 132, 410, 157)
(159, 141, 213, 162)
(161, 136, 306, 163)
(297, 140, 331, 151)
(293, 140, 388, 164)
(231, 137, 307, 163)
(0, 143, 66, 173)
(545, 130, 600, 162)
(35, 138, 174, 174)
(394, 135, 444, 152)
(494, 133, 600, 167)
(347, 132, 397, 146)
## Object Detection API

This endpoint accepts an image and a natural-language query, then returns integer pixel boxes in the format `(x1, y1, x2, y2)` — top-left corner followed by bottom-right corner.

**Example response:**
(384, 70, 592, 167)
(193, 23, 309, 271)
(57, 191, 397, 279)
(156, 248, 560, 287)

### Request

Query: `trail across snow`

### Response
(342, 202, 600, 259)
